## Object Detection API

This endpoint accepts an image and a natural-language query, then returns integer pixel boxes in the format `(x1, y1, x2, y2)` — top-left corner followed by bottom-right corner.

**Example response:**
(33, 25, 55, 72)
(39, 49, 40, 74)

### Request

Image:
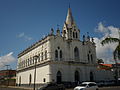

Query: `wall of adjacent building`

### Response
(16, 64, 50, 85)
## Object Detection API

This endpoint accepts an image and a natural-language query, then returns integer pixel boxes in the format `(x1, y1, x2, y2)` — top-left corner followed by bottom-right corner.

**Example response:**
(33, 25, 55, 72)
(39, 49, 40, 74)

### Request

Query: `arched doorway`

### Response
(90, 72, 94, 81)
(56, 71, 62, 84)
(74, 71, 80, 83)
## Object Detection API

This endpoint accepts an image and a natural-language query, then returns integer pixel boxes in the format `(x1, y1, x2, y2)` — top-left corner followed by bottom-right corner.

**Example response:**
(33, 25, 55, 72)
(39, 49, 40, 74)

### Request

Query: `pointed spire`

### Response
(65, 7, 74, 28)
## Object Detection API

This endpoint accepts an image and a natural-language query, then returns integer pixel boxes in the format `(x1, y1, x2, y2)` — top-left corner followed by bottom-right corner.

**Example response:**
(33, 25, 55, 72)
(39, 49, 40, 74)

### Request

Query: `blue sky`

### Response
(0, 0, 120, 70)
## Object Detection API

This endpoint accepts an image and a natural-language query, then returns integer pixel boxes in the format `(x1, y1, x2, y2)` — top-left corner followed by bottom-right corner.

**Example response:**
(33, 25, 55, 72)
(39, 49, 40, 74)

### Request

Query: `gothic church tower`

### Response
(62, 7, 80, 40)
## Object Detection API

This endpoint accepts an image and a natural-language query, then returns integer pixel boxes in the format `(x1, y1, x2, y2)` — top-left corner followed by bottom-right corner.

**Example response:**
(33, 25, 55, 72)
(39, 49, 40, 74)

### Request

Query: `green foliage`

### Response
(97, 58, 104, 64)
(101, 37, 120, 60)
(101, 37, 120, 45)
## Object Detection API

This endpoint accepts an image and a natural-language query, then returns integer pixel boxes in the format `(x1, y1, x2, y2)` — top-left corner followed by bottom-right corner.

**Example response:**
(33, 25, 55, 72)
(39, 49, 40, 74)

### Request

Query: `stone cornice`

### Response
(18, 35, 53, 58)
(17, 60, 97, 73)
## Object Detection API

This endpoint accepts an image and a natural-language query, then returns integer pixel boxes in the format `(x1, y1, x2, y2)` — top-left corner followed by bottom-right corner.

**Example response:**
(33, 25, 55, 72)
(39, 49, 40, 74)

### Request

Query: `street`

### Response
(0, 86, 120, 90)
(67, 86, 120, 90)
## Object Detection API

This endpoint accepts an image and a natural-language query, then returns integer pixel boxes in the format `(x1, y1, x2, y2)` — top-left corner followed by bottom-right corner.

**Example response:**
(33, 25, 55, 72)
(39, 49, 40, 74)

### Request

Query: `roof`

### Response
(100, 64, 112, 67)
(98, 64, 112, 70)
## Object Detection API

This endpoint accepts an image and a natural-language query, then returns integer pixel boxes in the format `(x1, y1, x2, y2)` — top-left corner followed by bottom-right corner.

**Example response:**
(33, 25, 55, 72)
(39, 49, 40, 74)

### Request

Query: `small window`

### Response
(55, 50, 58, 60)
(38, 54, 40, 62)
(58, 47, 60, 49)
(74, 47, 79, 61)
(43, 78, 46, 82)
(73, 32, 75, 38)
(32, 57, 34, 64)
(91, 54, 93, 63)
(60, 50, 62, 59)
(28, 59, 29, 66)
(45, 51, 47, 60)
(30, 57, 32, 65)
(64, 30, 66, 34)
(76, 32, 78, 38)
(41, 52, 43, 61)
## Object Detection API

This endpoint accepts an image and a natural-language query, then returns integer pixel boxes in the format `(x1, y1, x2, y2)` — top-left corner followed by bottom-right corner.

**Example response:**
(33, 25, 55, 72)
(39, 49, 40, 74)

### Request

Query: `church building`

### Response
(16, 7, 114, 87)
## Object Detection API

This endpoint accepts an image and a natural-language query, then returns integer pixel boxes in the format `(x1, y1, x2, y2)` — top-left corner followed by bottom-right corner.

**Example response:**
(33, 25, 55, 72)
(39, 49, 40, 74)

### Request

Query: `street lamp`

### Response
(33, 55, 39, 90)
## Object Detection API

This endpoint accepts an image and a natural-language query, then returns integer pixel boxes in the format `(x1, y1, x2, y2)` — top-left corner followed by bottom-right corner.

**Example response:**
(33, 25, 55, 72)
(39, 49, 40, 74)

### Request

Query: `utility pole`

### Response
(5, 65, 10, 86)
(33, 55, 39, 90)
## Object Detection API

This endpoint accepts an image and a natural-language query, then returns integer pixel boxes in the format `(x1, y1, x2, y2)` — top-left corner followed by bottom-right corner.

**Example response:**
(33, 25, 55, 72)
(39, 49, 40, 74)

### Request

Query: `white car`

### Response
(74, 82, 99, 90)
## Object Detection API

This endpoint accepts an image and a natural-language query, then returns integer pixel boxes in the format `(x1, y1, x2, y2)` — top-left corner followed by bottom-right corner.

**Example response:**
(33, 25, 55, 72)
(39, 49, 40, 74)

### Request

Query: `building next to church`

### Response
(16, 7, 114, 87)
(0, 70, 16, 86)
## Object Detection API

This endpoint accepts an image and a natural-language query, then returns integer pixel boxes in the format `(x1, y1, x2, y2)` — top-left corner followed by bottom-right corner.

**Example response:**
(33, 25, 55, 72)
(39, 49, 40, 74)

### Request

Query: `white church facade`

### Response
(16, 7, 114, 87)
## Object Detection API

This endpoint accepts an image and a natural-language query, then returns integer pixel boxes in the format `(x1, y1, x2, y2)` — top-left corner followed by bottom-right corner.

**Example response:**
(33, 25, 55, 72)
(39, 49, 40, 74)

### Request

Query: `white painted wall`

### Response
(17, 65, 50, 84)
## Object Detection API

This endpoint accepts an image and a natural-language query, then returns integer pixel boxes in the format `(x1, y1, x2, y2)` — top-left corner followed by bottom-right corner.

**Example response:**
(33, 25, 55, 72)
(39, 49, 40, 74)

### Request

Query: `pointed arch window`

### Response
(38, 54, 40, 62)
(74, 47, 79, 61)
(28, 59, 30, 66)
(56, 71, 62, 84)
(91, 54, 93, 63)
(76, 32, 78, 38)
(30, 57, 32, 65)
(45, 50, 47, 60)
(55, 50, 58, 60)
(73, 32, 75, 38)
(41, 52, 43, 61)
(60, 50, 62, 60)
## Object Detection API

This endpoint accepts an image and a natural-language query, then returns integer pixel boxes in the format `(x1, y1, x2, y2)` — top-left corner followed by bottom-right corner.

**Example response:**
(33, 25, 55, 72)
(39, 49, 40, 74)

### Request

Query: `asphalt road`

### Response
(67, 86, 120, 90)
(0, 86, 120, 90)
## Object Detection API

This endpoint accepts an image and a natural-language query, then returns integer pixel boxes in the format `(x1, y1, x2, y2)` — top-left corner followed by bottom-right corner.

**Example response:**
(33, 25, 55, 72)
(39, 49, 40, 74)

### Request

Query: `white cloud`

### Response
(0, 52, 16, 68)
(18, 32, 25, 38)
(94, 22, 119, 64)
(17, 32, 32, 41)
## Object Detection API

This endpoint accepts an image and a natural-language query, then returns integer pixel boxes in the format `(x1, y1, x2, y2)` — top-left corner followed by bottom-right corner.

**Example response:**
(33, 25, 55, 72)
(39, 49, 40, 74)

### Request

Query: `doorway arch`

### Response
(90, 72, 94, 81)
(74, 70, 80, 83)
(56, 71, 62, 84)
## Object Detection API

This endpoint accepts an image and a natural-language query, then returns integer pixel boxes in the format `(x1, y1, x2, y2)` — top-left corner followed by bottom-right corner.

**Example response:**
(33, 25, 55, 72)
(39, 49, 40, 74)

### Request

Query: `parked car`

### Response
(37, 82, 65, 90)
(74, 82, 99, 90)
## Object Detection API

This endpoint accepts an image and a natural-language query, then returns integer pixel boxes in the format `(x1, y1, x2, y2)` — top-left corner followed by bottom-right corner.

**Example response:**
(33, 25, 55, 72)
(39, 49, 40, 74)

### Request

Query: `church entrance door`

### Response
(90, 72, 94, 81)
(56, 71, 62, 84)
(74, 71, 80, 83)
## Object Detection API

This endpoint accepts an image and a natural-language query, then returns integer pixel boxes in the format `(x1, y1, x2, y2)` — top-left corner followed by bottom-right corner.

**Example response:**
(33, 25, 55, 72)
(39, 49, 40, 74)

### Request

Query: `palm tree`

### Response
(101, 30, 120, 83)
(101, 37, 120, 61)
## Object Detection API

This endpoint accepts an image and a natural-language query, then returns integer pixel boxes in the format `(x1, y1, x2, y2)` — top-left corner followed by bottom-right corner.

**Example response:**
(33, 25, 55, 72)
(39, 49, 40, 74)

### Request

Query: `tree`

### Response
(101, 30, 120, 84)
(97, 58, 104, 64)
(101, 37, 120, 61)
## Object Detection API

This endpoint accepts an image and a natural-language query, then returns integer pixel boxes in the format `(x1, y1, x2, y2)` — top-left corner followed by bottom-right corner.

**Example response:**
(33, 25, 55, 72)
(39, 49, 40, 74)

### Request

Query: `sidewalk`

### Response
(0, 85, 33, 90)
